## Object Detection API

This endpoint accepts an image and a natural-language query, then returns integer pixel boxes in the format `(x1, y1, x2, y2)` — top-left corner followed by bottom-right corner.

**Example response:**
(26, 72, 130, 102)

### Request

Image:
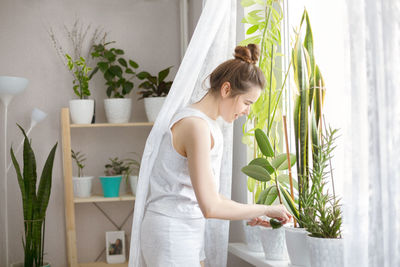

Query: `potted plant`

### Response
(10, 125, 57, 267)
(300, 127, 343, 267)
(48, 20, 106, 124)
(283, 9, 327, 267)
(91, 41, 139, 123)
(241, 128, 296, 261)
(99, 157, 129, 197)
(122, 153, 141, 196)
(66, 55, 95, 124)
(71, 150, 93, 198)
(137, 66, 173, 122)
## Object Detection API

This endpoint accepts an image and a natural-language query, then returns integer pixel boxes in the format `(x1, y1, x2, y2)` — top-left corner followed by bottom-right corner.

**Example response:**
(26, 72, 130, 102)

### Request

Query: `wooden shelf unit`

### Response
(61, 107, 151, 267)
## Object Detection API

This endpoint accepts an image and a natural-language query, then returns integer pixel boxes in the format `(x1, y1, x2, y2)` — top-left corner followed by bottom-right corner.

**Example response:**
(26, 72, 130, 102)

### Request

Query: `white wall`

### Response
(0, 0, 192, 266)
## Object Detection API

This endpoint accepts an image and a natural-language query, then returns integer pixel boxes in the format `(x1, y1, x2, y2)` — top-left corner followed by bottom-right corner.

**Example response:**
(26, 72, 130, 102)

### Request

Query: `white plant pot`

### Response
(72, 176, 94, 198)
(285, 226, 310, 267)
(69, 99, 94, 124)
(129, 175, 138, 196)
(307, 236, 343, 267)
(259, 227, 288, 261)
(104, 98, 132, 123)
(144, 96, 166, 122)
(242, 221, 263, 252)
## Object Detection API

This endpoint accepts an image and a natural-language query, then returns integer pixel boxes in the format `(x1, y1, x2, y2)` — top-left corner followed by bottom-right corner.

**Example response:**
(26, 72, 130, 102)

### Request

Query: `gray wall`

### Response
(0, 0, 252, 266)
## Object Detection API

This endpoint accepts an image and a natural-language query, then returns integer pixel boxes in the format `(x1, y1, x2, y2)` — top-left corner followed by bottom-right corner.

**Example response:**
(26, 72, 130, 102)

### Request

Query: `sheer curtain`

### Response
(128, 0, 236, 266)
(343, 0, 400, 266)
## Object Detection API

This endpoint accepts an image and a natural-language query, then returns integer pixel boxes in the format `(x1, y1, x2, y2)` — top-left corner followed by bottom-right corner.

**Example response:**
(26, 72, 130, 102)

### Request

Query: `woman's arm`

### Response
(173, 117, 290, 223)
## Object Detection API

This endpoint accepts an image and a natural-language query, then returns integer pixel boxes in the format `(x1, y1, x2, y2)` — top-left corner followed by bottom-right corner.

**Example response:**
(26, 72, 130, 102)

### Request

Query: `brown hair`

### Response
(207, 44, 266, 97)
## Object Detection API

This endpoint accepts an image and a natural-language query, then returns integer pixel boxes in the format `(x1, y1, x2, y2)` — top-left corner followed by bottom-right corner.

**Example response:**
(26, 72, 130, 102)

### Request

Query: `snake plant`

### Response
(10, 125, 58, 267)
(292, 9, 326, 227)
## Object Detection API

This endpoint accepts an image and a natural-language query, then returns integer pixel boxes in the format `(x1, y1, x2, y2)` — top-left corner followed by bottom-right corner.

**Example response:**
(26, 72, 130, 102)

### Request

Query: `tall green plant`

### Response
(66, 54, 92, 99)
(240, 0, 289, 204)
(241, 128, 299, 219)
(299, 127, 342, 238)
(292, 9, 326, 227)
(10, 125, 58, 267)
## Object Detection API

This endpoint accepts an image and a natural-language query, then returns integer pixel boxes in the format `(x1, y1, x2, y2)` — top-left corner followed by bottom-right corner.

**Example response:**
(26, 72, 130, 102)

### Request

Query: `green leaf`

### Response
(98, 62, 109, 73)
(126, 68, 135, 74)
(270, 153, 296, 170)
(115, 49, 124, 55)
(241, 165, 271, 182)
(249, 158, 274, 174)
(247, 177, 256, 192)
(277, 174, 298, 190)
(257, 186, 272, 204)
(255, 128, 274, 157)
(264, 186, 278, 205)
(118, 58, 127, 67)
(137, 71, 150, 80)
(246, 25, 259, 35)
(122, 81, 134, 95)
(158, 66, 172, 83)
(109, 65, 123, 78)
(129, 60, 139, 69)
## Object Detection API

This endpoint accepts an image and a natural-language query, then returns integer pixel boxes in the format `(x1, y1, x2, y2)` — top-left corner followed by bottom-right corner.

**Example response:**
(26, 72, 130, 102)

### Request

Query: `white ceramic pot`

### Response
(129, 175, 138, 196)
(307, 236, 343, 267)
(104, 98, 132, 123)
(285, 226, 310, 267)
(144, 96, 166, 122)
(242, 221, 263, 252)
(69, 99, 94, 124)
(72, 176, 94, 198)
(259, 227, 288, 261)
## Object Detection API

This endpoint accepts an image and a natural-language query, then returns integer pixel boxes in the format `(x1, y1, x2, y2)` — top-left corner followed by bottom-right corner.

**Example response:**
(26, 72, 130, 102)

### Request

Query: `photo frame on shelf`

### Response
(106, 230, 126, 264)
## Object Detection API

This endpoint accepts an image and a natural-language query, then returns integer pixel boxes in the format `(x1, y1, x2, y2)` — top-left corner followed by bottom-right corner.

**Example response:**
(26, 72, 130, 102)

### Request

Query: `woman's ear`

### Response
(220, 82, 231, 98)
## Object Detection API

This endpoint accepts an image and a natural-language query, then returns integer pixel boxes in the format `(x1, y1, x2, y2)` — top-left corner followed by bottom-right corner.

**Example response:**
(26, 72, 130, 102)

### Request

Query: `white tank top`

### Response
(145, 106, 224, 218)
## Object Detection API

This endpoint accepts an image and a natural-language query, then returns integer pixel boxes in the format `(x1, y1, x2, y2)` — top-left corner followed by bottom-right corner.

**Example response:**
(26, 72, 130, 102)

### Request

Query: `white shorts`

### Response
(140, 210, 205, 267)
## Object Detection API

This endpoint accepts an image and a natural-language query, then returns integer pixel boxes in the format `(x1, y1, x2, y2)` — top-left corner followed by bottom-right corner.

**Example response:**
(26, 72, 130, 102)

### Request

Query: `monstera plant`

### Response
(10, 125, 58, 267)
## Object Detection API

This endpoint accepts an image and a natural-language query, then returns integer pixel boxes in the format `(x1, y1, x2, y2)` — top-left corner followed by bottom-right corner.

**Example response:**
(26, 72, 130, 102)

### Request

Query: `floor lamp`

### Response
(0, 76, 28, 267)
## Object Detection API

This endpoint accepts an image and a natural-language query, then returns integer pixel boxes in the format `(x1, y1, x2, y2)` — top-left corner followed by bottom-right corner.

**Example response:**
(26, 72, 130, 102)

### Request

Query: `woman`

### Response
(140, 44, 292, 266)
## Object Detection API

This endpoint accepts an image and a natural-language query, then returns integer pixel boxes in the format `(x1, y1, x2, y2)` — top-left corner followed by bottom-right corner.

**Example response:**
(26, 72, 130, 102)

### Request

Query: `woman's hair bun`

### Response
(234, 44, 260, 64)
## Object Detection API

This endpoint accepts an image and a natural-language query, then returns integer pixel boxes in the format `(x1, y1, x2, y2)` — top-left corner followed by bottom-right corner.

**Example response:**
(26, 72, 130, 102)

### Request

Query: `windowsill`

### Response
(228, 243, 289, 267)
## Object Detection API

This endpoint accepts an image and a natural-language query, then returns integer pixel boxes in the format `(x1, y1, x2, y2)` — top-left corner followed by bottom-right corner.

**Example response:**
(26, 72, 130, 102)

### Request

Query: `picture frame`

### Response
(106, 231, 126, 264)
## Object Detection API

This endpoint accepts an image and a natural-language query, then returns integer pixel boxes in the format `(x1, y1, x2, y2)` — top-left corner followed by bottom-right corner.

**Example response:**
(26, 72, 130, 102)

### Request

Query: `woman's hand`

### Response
(265, 204, 292, 224)
(247, 217, 270, 227)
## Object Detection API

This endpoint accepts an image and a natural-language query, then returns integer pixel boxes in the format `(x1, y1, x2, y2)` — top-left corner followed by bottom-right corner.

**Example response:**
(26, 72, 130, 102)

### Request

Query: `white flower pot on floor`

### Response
(104, 98, 132, 123)
(285, 226, 310, 267)
(242, 221, 263, 252)
(129, 175, 138, 196)
(307, 236, 343, 267)
(144, 96, 165, 122)
(69, 99, 94, 124)
(259, 227, 288, 261)
(72, 176, 94, 198)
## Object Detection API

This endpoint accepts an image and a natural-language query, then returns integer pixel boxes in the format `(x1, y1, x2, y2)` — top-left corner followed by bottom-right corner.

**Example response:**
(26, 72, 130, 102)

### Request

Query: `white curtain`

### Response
(128, 0, 236, 266)
(343, 0, 400, 266)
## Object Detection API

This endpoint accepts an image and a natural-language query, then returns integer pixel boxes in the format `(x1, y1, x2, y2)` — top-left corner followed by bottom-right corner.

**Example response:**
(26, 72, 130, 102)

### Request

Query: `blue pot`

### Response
(99, 176, 122, 197)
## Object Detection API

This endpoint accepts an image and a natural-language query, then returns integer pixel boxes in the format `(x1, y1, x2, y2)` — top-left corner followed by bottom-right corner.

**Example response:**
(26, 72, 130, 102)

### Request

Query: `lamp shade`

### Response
(31, 108, 47, 125)
(0, 76, 28, 106)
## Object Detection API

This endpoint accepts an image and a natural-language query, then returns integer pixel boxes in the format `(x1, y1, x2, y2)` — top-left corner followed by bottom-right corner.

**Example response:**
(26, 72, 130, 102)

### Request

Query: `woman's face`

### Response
(219, 83, 261, 123)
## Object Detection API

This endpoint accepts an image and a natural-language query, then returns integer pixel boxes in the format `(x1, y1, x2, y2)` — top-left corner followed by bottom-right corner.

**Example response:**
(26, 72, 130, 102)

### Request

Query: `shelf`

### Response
(74, 194, 136, 203)
(228, 243, 289, 267)
(79, 262, 127, 267)
(70, 122, 153, 128)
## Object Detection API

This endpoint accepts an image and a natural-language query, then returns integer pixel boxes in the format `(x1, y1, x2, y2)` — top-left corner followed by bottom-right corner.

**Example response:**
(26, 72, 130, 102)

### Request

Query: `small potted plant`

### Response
(99, 157, 129, 197)
(137, 66, 173, 122)
(65, 54, 94, 124)
(91, 41, 139, 123)
(123, 153, 141, 196)
(10, 125, 57, 267)
(48, 20, 105, 124)
(71, 150, 94, 198)
(300, 128, 343, 267)
(241, 128, 296, 261)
